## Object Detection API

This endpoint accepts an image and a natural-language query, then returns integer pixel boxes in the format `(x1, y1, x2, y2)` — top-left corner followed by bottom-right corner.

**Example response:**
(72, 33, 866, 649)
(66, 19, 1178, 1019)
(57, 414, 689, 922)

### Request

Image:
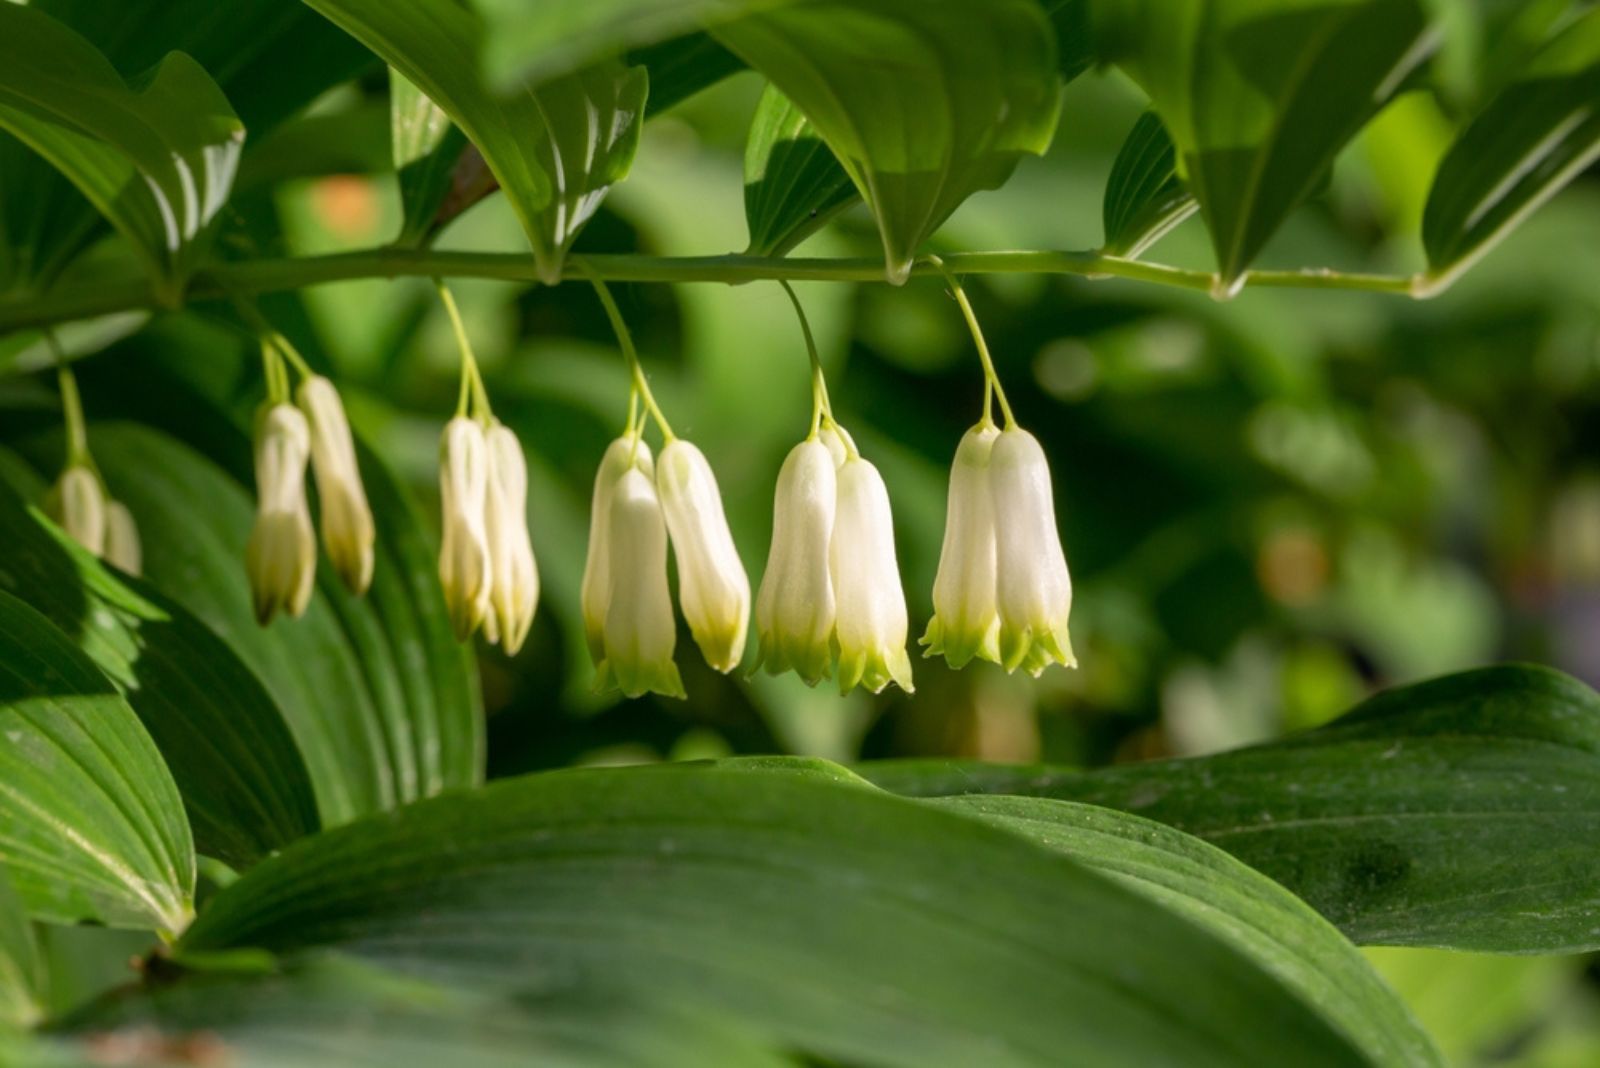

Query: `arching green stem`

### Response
(435, 279, 491, 421)
(926, 254, 1015, 429)
(583, 267, 675, 443)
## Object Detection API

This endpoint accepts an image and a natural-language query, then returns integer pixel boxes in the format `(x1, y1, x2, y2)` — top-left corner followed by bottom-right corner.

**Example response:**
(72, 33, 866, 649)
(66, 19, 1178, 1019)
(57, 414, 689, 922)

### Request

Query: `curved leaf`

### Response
(632, 31, 746, 116)
(0, 865, 43, 1031)
(864, 665, 1600, 954)
(1093, 0, 1434, 293)
(1418, 9, 1600, 295)
(0, 4, 243, 302)
(1102, 110, 1198, 258)
(391, 68, 467, 248)
(179, 759, 1376, 1067)
(941, 795, 1440, 1067)
(713, 0, 1062, 283)
(743, 85, 857, 257)
(0, 478, 319, 870)
(0, 589, 193, 934)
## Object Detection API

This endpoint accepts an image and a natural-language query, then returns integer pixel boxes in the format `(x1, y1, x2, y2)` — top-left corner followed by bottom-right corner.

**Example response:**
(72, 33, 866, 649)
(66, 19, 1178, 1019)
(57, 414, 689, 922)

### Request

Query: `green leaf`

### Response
(390, 68, 467, 247)
(864, 665, 1600, 954)
(1093, 0, 1434, 293)
(0, 865, 43, 1031)
(0, 589, 193, 934)
(1418, 8, 1600, 295)
(742, 86, 858, 257)
(631, 31, 746, 116)
(302, 0, 647, 283)
(180, 759, 1379, 1067)
(0, 478, 319, 870)
(941, 796, 1441, 1067)
(1102, 111, 1198, 258)
(713, 0, 1063, 283)
(1046, 0, 1099, 82)
(0, 4, 243, 302)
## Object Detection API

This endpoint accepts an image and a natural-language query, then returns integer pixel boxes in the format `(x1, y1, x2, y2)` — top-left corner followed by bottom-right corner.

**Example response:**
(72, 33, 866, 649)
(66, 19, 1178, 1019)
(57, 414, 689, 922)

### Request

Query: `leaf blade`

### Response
(1101, 110, 1198, 258)
(742, 85, 858, 257)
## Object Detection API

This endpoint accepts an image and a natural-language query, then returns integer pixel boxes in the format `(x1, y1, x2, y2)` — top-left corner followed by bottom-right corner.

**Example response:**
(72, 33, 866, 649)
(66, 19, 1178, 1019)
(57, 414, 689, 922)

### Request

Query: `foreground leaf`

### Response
(713, 0, 1062, 283)
(742, 86, 857, 256)
(865, 665, 1600, 954)
(0, 865, 43, 1030)
(180, 759, 1378, 1066)
(0, 590, 193, 933)
(1418, 8, 1600, 295)
(1101, 111, 1197, 258)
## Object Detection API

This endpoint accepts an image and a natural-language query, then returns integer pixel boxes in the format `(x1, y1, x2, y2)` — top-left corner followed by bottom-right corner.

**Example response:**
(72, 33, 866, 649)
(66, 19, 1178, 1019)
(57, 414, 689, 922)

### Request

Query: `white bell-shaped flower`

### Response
(921, 425, 1001, 667)
(103, 499, 142, 576)
(438, 416, 491, 640)
(831, 455, 913, 695)
(246, 404, 317, 624)
(581, 433, 653, 666)
(46, 464, 107, 557)
(595, 466, 684, 699)
(297, 375, 374, 595)
(754, 439, 837, 685)
(482, 422, 539, 655)
(990, 427, 1076, 676)
(657, 439, 748, 673)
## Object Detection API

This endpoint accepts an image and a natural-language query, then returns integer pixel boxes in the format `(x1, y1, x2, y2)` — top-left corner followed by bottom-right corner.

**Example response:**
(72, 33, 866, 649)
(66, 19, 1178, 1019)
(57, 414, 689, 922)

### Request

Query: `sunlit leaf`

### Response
(743, 86, 857, 257)
(0, 865, 43, 1031)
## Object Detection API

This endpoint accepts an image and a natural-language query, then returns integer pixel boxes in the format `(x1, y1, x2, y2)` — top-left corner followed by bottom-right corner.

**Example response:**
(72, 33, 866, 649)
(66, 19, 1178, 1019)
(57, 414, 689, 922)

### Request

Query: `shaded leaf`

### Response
(0, 589, 192, 934)
(1418, 8, 1600, 295)
(631, 32, 746, 116)
(390, 68, 467, 247)
(713, 0, 1062, 283)
(1045, 0, 1098, 82)
(743, 86, 857, 257)
(864, 665, 1600, 954)
(1102, 110, 1198, 258)
(0, 865, 43, 1031)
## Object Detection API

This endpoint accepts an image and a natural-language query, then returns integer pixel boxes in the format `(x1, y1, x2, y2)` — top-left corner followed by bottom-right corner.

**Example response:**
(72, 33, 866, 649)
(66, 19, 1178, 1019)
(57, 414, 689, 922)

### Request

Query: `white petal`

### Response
(990, 427, 1075, 675)
(247, 404, 316, 624)
(103, 499, 142, 576)
(484, 423, 539, 655)
(581, 433, 653, 665)
(438, 416, 491, 640)
(598, 466, 684, 699)
(47, 465, 107, 557)
(754, 439, 837, 684)
(831, 456, 913, 695)
(297, 375, 374, 595)
(922, 424, 1000, 667)
(657, 440, 749, 673)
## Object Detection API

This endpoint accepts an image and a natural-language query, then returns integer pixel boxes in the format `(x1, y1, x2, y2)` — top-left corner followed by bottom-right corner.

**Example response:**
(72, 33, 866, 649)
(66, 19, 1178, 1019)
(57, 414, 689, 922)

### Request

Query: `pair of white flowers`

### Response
(46, 463, 142, 575)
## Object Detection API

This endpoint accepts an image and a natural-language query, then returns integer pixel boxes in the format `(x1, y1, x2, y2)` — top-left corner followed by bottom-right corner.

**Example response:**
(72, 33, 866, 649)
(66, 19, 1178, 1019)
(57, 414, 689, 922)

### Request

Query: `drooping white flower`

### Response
(582, 433, 653, 666)
(438, 416, 491, 640)
(45, 464, 107, 557)
(990, 427, 1075, 676)
(482, 422, 539, 655)
(831, 455, 913, 695)
(657, 439, 748, 673)
(921, 424, 1001, 668)
(246, 404, 317, 624)
(754, 439, 837, 685)
(103, 499, 142, 576)
(595, 466, 684, 699)
(297, 375, 374, 595)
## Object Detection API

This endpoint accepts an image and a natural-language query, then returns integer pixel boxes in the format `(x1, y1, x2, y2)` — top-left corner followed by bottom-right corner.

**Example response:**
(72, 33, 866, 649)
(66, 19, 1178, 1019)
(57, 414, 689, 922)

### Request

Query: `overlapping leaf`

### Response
(390, 69, 466, 247)
(1102, 111, 1198, 258)
(0, 866, 43, 1031)
(865, 665, 1600, 954)
(713, 0, 1062, 283)
(0, 590, 193, 934)
(743, 86, 857, 256)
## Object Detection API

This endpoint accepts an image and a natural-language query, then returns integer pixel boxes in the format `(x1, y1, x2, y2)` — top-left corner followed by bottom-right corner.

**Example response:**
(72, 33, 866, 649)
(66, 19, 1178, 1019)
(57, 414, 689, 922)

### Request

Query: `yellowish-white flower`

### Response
(246, 404, 317, 624)
(45, 464, 107, 557)
(438, 416, 491, 640)
(657, 439, 748, 673)
(921, 424, 1001, 667)
(581, 433, 653, 665)
(103, 499, 142, 576)
(595, 466, 684, 699)
(754, 439, 837, 685)
(482, 422, 539, 655)
(831, 455, 913, 695)
(990, 427, 1075, 676)
(297, 375, 374, 595)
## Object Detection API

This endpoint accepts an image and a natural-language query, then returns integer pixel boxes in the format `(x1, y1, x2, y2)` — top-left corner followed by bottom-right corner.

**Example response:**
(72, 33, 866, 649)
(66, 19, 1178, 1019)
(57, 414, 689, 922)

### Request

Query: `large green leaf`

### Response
(713, 0, 1062, 283)
(864, 665, 1600, 954)
(178, 759, 1383, 1067)
(1092, 0, 1434, 293)
(1102, 110, 1198, 258)
(742, 86, 857, 256)
(302, 0, 647, 283)
(0, 589, 193, 934)
(0, 478, 318, 870)
(0, 865, 43, 1031)
(1418, 8, 1600, 295)
(943, 796, 1440, 1067)
(0, 4, 243, 303)
(631, 31, 746, 115)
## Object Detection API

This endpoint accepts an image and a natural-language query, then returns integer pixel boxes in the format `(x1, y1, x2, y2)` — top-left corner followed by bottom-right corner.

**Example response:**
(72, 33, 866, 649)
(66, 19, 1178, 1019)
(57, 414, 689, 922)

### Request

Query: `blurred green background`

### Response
(12, 56, 1600, 1065)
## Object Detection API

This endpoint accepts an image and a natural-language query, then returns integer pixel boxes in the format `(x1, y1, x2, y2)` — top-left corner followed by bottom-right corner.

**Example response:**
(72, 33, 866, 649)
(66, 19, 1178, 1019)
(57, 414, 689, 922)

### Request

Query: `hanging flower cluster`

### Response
(42, 363, 141, 575)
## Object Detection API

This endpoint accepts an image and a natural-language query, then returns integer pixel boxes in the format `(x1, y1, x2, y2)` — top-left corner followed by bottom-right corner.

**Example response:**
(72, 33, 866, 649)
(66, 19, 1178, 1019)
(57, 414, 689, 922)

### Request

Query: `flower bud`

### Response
(754, 440, 837, 685)
(103, 499, 142, 576)
(990, 427, 1076, 676)
(438, 416, 491, 641)
(921, 425, 1001, 667)
(595, 466, 685, 699)
(831, 456, 913, 695)
(582, 434, 654, 666)
(657, 440, 748, 673)
(45, 464, 107, 557)
(246, 404, 316, 624)
(482, 423, 539, 655)
(297, 375, 374, 595)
